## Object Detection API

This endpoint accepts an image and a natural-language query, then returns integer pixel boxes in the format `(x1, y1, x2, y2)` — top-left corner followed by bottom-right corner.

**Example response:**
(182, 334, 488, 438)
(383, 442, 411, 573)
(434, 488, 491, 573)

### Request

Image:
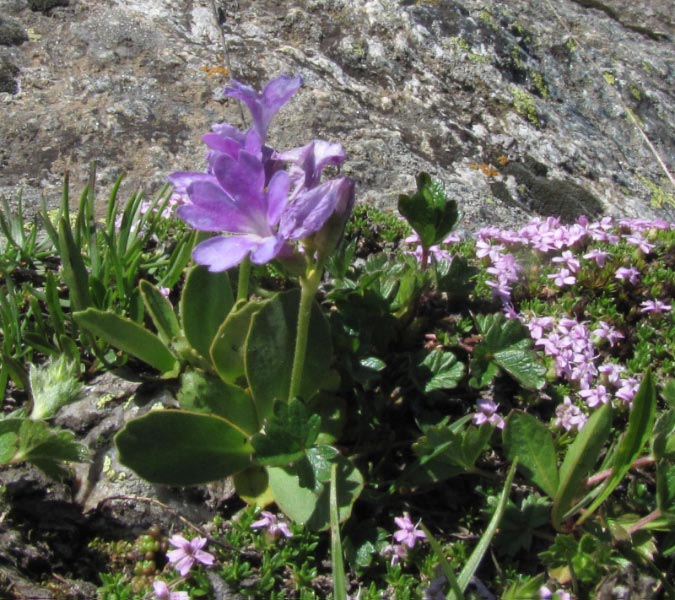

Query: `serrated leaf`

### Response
(413, 349, 465, 393)
(552, 403, 612, 530)
(252, 399, 321, 466)
(74, 308, 178, 373)
(503, 412, 559, 498)
(115, 410, 252, 485)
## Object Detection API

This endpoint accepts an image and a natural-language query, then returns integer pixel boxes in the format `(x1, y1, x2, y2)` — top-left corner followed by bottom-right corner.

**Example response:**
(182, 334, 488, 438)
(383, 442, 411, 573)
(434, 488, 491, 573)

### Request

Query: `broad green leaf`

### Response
(233, 465, 274, 506)
(409, 422, 492, 484)
(577, 371, 656, 525)
(210, 299, 266, 385)
(140, 280, 180, 345)
(115, 410, 252, 485)
(397, 172, 459, 248)
(181, 266, 234, 363)
(552, 403, 612, 530)
(412, 349, 465, 393)
(252, 398, 321, 466)
(0, 431, 18, 463)
(470, 314, 545, 390)
(177, 370, 259, 435)
(268, 453, 363, 530)
(503, 412, 559, 498)
(246, 289, 332, 421)
(74, 308, 178, 374)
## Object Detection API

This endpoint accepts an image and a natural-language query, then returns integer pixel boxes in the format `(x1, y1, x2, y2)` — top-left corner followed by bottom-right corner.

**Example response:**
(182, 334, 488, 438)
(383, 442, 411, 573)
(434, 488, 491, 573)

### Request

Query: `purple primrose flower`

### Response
(393, 513, 426, 549)
(251, 510, 293, 539)
(153, 581, 189, 600)
(167, 534, 215, 577)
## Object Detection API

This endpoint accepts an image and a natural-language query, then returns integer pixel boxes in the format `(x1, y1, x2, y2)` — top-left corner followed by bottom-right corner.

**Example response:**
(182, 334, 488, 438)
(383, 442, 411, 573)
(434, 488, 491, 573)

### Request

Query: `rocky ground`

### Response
(0, 0, 674, 597)
(0, 0, 673, 229)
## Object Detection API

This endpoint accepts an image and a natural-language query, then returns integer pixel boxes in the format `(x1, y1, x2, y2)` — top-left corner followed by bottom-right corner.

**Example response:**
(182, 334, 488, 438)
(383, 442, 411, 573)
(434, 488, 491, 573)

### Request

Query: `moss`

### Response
(602, 71, 616, 85)
(629, 84, 642, 101)
(450, 36, 490, 64)
(638, 176, 675, 209)
(531, 71, 549, 99)
(565, 38, 577, 53)
(511, 87, 540, 127)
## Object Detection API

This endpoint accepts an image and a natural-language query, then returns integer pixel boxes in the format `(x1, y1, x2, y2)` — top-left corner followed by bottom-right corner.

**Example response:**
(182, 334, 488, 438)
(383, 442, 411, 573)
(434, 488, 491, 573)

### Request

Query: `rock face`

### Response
(0, 0, 673, 230)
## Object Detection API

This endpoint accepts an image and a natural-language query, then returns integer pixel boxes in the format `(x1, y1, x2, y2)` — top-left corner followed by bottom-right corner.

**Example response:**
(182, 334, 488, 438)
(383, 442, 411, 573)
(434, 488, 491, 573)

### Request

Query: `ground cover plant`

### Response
(1, 74, 675, 599)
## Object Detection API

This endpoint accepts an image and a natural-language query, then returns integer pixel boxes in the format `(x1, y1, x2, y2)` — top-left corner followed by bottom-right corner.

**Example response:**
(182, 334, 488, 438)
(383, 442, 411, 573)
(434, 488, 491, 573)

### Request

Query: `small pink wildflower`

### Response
(393, 513, 426, 549)
(554, 397, 587, 432)
(640, 299, 672, 315)
(472, 398, 505, 429)
(615, 266, 640, 285)
(251, 511, 293, 539)
(583, 248, 608, 267)
(153, 581, 189, 600)
(167, 534, 215, 577)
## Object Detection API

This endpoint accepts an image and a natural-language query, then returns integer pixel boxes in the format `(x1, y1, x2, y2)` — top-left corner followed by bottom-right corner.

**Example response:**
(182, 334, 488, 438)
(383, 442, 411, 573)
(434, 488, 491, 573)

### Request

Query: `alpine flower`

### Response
(251, 510, 293, 539)
(393, 513, 426, 549)
(153, 580, 189, 600)
(166, 534, 215, 577)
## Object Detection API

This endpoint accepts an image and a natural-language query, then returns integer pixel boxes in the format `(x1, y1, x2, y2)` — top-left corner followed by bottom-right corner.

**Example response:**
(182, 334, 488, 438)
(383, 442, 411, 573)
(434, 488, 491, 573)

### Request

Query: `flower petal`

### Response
(177, 181, 256, 233)
(192, 235, 260, 272)
(249, 235, 285, 265)
(212, 152, 265, 213)
(266, 170, 290, 227)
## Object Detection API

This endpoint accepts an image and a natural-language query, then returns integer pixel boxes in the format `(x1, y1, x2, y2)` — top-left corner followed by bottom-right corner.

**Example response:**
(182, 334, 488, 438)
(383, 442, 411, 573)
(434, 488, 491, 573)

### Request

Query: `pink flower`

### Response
(624, 233, 654, 254)
(554, 397, 587, 432)
(153, 581, 189, 600)
(548, 268, 576, 287)
(579, 384, 610, 408)
(472, 398, 505, 429)
(251, 511, 293, 539)
(639, 300, 672, 315)
(382, 542, 408, 566)
(552, 250, 581, 273)
(583, 248, 608, 267)
(393, 513, 426, 549)
(615, 266, 640, 285)
(167, 535, 215, 577)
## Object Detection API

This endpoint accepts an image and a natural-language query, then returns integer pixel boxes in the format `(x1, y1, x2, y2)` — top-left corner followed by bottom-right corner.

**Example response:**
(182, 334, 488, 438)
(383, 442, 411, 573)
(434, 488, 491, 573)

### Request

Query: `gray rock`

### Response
(0, 0, 672, 230)
(0, 15, 28, 46)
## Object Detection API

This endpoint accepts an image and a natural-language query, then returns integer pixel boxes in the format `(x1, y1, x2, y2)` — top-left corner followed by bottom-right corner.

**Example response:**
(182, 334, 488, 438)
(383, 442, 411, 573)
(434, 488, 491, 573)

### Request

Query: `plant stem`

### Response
(288, 266, 322, 401)
(237, 256, 251, 302)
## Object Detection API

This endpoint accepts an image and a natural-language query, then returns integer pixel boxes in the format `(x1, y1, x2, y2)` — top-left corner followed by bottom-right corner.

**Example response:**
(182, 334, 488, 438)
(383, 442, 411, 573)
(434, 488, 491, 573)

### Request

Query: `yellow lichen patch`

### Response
(199, 65, 230, 77)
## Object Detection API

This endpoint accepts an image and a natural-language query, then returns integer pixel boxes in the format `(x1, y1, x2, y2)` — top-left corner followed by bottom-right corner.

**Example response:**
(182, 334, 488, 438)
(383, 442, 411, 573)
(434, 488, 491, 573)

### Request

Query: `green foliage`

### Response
(511, 87, 540, 126)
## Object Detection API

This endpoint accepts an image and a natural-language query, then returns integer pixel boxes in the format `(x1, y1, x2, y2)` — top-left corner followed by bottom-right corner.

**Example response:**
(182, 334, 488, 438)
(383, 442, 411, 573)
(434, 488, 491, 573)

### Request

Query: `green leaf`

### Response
(503, 412, 559, 498)
(268, 453, 363, 530)
(252, 398, 321, 466)
(115, 410, 252, 485)
(577, 371, 657, 526)
(181, 266, 234, 363)
(0, 431, 18, 463)
(74, 308, 178, 374)
(397, 172, 459, 248)
(450, 461, 517, 599)
(210, 299, 266, 385)
(552, 403, 612, 530)
(330, 463, 348, 600)
(408, 421, 492, 484)
(470, 314, 545, 390)
(58, 216, 92, 311)
(419, 524, 464, 600)
(246, 289, 332, 421)
(177, 370, 259, 435)
(412, 349, 465, 393)
(140, 280, 180, 346)
(652, 409, 675, 460)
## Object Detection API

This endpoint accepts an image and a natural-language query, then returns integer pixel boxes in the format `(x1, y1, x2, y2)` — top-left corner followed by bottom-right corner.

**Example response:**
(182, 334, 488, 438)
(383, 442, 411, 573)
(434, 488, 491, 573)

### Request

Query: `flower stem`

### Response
(288, 266, 322, 401)
(237, 256, 251, 302)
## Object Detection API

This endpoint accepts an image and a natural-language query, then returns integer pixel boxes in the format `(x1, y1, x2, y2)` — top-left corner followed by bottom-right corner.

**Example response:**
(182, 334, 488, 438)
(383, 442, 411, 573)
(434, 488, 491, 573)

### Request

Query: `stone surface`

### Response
(0, 0, 672, 229)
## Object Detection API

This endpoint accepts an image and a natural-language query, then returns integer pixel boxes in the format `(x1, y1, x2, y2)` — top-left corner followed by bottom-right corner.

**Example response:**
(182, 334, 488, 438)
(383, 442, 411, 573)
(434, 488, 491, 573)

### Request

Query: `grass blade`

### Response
(330, 463, 348, 600)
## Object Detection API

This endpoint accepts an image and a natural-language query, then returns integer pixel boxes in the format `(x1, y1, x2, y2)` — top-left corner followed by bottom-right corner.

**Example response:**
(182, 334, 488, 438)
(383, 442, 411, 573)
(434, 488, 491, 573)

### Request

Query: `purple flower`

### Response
(393, 513, 426, 549)
(225, 75, 303, 141)
(616, 376, 640, 406)
(579, 383, 610, 408)
(472, 398, 505, 429)
(382, 543, 408, 566)
(554, 397, 587, 432)
(615, 266, 640, 285)
(167, 534, 215, 577)
(275, 139, 346, 192)
(592, 321, 624, 347)
(624, 233, 654, 254)
(551, 250, 580, 273)
(640, 299, 672, 315)
(251, 511, 293, 539)
(583, 248, 608, 267)
(548, 268, 576, 287)
(153, 581, 189, 600)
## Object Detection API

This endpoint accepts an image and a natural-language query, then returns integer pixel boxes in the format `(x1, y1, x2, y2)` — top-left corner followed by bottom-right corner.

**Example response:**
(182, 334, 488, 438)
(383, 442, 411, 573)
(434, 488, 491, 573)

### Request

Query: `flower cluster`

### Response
(168, 75, 354, 272)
